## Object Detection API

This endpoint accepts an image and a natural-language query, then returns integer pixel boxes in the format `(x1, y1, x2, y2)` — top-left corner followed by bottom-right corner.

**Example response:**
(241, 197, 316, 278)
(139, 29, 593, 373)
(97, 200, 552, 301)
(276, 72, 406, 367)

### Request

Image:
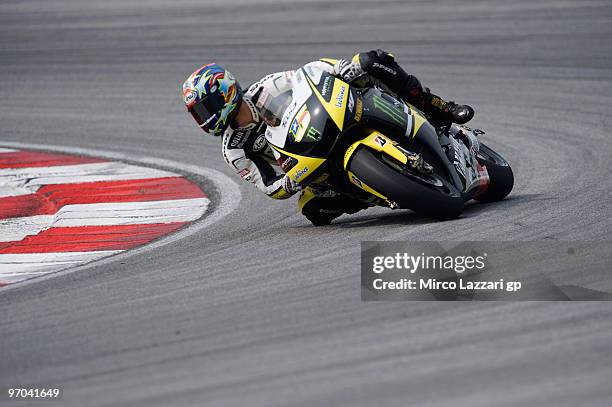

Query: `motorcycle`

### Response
(264, 67, 514, 220)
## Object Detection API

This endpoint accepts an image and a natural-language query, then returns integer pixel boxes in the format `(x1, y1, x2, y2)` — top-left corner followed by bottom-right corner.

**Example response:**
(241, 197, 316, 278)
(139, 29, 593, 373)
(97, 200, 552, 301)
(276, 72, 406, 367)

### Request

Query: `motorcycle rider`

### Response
(182, 50, 475, 225)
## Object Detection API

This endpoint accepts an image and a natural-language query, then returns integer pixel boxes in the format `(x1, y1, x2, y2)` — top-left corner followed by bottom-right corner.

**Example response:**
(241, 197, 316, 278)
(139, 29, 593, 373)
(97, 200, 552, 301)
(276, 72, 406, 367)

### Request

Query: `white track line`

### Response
(0, 198, 209, 242)
(0, 184, 33, 198)
(0, 141, 241, 290)
(0, 251, 121, 264)
(53, 198, 209, 226)
(0, 251, 122, 283)
(0, 215, 55, 242)
(0, 161, 177, 187)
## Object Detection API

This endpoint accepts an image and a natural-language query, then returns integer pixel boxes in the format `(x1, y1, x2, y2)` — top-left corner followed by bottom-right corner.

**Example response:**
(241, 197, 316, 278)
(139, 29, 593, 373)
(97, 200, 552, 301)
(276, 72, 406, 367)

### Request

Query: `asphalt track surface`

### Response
(1, 1, 612, 406)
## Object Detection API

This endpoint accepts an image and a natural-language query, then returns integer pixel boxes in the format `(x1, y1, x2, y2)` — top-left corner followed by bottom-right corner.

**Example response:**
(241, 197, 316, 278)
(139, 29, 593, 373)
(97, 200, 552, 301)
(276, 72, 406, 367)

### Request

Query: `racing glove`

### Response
(281, 175, 302, 195)
(333, 59, 367, 85)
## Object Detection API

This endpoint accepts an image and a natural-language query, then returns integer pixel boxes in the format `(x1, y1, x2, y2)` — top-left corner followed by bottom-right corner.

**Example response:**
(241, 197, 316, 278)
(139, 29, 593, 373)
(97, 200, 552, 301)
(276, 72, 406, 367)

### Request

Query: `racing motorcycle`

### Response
(264, 66, 514, 220)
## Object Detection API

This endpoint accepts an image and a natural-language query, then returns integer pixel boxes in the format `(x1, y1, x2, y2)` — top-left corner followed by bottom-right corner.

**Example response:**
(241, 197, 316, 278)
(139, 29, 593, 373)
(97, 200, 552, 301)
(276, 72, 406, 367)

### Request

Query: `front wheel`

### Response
(348, 147, 464, 220)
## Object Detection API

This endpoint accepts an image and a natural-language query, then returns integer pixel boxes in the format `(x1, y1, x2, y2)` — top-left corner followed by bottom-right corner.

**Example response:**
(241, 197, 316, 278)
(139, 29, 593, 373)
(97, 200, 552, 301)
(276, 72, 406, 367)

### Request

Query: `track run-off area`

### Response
(0, 146, 210, 286)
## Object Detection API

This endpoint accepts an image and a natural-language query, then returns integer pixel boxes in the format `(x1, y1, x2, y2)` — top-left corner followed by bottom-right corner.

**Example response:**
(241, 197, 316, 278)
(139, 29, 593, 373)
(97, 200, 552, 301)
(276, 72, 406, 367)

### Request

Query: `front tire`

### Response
(349, 147, 464, 220)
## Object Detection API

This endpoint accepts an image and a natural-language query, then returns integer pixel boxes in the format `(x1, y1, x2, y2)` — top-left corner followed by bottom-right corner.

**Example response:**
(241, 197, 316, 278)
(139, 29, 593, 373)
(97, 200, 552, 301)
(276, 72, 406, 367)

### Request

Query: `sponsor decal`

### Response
(297, 109, 310, 127)
(430, 96, 445, 108)
(305, 127, 321, 142)
(290, 118, 300, 136)
(474, 162, 490, 196)
(355, 98, 363, 120)
(230, 131, 246, 148)
(372, 62, 396, 75)
(373, 95, 404, 126)
(374, 136, 387, 147)
(282, 101, 297, 127)
(348, 91, 355, 113)
(184, 90, 197, 106)
(252, 134, 267, 151)
(238, 168, 251, 180)
(293, 166, 309, 181)
(290, 106, 311, 142)
(351, 174, 363, 187)
(344, 144, 357, 165)
(321, 76, 332, 97)
(279, 156, 295, 171)
(355, 97, 363, 122)
(335, 85, 347, 108)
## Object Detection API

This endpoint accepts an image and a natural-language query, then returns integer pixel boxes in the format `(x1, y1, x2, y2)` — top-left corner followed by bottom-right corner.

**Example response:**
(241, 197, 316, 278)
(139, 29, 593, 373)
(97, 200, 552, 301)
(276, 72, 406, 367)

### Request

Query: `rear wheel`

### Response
(474, 143, 514, 202)
(348, 147, 464, 220)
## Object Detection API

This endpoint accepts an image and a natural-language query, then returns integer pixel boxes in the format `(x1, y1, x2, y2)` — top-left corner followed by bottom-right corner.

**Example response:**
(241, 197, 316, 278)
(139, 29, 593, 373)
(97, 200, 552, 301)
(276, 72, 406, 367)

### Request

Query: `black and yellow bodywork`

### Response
(269, 70, 466, 217)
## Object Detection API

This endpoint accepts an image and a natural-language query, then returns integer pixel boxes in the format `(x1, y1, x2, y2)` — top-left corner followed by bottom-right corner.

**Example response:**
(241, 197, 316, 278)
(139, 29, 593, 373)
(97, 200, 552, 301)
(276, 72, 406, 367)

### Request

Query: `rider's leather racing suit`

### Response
(221, 49, 473, 225)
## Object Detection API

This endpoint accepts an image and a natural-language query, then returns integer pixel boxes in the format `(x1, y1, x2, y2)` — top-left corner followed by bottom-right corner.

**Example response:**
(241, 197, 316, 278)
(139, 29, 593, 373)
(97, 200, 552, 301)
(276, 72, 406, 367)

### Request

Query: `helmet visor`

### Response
(190, 91, 227, 133)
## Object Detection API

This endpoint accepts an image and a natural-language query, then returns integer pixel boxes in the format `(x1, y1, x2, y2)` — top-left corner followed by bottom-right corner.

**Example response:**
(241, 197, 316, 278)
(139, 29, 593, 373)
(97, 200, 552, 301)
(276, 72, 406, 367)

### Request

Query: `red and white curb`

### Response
(0, 143, 241, 288)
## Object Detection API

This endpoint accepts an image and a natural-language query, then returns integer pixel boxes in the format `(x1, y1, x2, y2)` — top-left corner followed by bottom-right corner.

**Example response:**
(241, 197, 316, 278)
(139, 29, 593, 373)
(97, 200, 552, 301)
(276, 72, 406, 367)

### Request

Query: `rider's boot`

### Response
(422, 89, 474, 126)
(303, 206, 343, 227)
(300, 188, 369, 226)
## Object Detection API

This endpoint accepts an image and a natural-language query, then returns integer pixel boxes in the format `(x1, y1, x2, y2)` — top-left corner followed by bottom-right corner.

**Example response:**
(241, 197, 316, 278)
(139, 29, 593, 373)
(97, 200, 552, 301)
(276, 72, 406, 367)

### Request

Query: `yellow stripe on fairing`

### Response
(305, 75, 349, 131)
(270, 146, 326, 183)
(343, 131, 408, 170)
(320, 58, 339, 65)
(411, 110, 427, 137)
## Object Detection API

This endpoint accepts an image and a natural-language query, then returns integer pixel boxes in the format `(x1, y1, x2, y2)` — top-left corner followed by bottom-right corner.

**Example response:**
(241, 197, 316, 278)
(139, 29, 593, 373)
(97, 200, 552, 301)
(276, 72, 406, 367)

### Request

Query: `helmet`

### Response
(182, 63, 243, 136)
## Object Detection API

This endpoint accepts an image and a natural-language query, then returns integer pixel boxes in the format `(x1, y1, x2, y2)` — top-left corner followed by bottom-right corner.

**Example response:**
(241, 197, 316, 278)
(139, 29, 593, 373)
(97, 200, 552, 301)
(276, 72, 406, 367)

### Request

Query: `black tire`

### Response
(474, 143, 514, 202)
(349, 147, 464, 220)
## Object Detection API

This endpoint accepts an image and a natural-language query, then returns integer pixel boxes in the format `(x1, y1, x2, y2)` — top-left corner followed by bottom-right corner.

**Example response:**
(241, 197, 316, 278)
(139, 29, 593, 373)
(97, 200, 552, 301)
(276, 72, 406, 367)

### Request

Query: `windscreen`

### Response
(254, 87, 293, 127)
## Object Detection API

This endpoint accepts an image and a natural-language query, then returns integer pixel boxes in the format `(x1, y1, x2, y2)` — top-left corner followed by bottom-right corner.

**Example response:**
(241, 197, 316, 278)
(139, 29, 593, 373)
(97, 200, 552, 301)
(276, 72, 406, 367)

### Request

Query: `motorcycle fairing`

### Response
(265, 68, 479, 205)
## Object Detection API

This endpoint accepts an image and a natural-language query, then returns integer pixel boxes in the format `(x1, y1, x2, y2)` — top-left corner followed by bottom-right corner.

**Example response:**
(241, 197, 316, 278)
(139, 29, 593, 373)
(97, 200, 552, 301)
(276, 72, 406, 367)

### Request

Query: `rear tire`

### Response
(349, 147, 464, 220)
(474, 143, 514, 202)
